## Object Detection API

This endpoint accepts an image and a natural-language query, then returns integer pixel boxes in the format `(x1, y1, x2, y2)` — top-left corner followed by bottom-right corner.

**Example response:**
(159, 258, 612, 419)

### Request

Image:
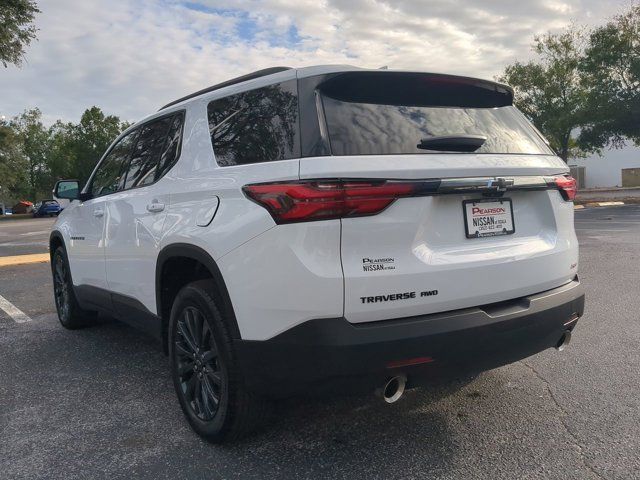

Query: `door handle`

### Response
(93, 209, 104, 218)
(146, 202, 165, 213)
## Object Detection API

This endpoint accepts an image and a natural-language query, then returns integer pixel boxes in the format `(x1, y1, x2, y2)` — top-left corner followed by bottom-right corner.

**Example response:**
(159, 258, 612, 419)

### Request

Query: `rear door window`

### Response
(207, 80, 300, 166)
(123, 117, 173, 189)
(90, 130, 138, 197)
(119, 111, 184, 190)
(156, 113, 185, 179)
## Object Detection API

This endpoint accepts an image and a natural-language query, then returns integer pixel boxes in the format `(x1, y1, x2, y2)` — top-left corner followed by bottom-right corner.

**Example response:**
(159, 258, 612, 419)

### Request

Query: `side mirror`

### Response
(53, 180, 80, 200)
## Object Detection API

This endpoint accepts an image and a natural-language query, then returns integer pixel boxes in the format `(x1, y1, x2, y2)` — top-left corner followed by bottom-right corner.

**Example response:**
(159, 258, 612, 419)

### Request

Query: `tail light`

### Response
(555, 175, 577, 201)
(243, 180, 418, 224)
(244, 175, 579, 223)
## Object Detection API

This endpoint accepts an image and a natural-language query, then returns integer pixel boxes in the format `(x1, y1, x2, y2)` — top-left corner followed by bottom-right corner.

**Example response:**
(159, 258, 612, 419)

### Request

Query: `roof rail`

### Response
(159, 66, 293, 111)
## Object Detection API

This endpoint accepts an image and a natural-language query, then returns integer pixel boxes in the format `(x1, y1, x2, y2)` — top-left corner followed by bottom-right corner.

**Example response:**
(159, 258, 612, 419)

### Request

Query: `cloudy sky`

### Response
(0, 0, 629, 125)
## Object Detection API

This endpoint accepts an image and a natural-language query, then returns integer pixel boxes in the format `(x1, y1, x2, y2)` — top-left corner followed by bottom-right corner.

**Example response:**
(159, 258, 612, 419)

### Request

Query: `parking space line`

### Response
(576, 228, 629, 232)
(0, 253, 50, 267)
(0, 294, 32, 323)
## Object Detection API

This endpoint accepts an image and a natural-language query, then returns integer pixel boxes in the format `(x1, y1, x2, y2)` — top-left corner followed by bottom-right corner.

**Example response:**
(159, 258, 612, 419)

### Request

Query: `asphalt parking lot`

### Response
(1, 206, 639, 480)
(0, 217, 52, 256)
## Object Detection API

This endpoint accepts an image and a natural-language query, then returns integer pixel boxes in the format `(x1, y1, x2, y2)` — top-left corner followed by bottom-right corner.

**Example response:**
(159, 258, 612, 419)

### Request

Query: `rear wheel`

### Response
(169, 280, 267, 442)
(52, 246, 96, 329)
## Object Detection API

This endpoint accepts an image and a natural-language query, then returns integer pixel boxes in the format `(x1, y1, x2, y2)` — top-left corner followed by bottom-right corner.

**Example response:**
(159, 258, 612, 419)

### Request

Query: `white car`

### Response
(50, 65, 585, 442)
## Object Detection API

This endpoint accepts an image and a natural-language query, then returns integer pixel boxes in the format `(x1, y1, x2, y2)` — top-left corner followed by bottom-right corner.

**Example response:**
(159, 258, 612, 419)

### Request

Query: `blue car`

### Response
(33, 200, 62, 217)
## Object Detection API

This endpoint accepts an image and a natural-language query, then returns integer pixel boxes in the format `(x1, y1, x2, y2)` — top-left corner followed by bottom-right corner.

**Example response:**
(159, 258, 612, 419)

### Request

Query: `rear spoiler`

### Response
(316, 71, 513, 108)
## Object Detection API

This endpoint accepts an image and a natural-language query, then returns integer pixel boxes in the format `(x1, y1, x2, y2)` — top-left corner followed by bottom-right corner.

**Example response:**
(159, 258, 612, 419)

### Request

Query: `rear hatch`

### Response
(300, 71, 579, 323)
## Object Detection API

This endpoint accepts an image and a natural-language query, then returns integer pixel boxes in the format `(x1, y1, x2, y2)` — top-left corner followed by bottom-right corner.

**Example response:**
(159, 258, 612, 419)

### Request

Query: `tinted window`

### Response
(207, 80, 299, 166)
(322, 99, 553, 156)
(156, 113, 184, 179)
(123, 117, 172, 189)
(91, 130, 137, 197)
(316, 72, 552, 156)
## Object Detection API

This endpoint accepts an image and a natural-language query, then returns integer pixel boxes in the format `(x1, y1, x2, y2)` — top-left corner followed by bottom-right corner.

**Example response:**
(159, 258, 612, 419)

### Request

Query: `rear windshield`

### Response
(319, 73, 553, 156)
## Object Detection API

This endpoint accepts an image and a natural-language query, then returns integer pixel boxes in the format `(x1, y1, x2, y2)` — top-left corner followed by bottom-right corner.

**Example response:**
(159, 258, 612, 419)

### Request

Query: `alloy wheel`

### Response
(174, 306, 224, 421)
(53, 254, 70, 321)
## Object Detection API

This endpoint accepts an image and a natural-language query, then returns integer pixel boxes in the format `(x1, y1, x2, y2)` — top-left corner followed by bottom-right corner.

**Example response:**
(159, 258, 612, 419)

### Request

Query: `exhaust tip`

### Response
(556, 330, 572, 351)
(380, 375, 407, 403)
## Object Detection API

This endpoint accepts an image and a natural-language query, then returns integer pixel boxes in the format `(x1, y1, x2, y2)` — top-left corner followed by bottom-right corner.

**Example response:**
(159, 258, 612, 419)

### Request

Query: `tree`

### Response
(10, 108, 51, 200)
(499, 28, 589, 161)
(0, 118, 27, 202)
(49, 107, 130, 186)
(579, 4, 640, 151)
(0, 106, 129, 202)
(48, 120, 78, 179)
(73, 107, 130, 185)
(0, 0, 40, 68)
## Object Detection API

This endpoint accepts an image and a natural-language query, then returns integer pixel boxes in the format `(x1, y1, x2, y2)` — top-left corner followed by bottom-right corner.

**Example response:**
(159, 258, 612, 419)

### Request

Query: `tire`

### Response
(51, 246, 96, 329)
(169, 280, 268, 442)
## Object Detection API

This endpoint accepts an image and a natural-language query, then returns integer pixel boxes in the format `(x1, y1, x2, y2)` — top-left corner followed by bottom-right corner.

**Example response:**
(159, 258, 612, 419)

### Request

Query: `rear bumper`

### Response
(236, 278, 585, 397)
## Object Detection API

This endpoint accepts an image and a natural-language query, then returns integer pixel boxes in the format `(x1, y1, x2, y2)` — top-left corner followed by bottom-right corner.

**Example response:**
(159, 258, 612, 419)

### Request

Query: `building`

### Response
(569, 144, 640, 189)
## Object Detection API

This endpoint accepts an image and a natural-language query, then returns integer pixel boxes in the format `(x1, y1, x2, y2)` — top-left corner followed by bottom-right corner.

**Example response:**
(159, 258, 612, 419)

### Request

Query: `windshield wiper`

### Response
(417, 134, 487, 152)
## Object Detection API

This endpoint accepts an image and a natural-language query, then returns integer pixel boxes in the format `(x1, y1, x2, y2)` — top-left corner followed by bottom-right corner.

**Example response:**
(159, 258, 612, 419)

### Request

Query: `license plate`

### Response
(463, 199, 515, 238)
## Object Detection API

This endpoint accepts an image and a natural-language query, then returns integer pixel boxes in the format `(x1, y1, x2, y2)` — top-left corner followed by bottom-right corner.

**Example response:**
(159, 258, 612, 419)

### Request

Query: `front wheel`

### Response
(51, 246, 96, 329)
(169, 280, 267, 442)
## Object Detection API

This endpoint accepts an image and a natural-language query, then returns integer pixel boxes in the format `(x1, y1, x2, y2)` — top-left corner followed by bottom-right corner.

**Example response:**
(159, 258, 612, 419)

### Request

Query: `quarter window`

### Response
(207, 80, 300, 166)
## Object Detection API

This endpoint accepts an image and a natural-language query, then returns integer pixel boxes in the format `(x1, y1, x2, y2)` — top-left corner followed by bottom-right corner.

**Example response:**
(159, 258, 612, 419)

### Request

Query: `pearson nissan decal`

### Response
(362, 257, 395, 272)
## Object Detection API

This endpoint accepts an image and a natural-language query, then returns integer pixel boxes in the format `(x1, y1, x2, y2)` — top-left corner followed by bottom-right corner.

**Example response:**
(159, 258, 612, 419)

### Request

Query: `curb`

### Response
(575, 201, 625, 210)
(0, 253, 50, 267)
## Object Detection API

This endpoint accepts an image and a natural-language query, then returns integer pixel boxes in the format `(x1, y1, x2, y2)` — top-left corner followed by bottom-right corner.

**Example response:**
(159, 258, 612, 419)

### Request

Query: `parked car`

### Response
(12, 200, 33, 214)
(50, 65, 584, 442)
(33, 200, 62, 217)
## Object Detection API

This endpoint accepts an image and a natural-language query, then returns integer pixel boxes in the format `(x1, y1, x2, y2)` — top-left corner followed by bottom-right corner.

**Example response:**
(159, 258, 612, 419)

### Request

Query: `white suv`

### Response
(51, 65, 585, 442)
